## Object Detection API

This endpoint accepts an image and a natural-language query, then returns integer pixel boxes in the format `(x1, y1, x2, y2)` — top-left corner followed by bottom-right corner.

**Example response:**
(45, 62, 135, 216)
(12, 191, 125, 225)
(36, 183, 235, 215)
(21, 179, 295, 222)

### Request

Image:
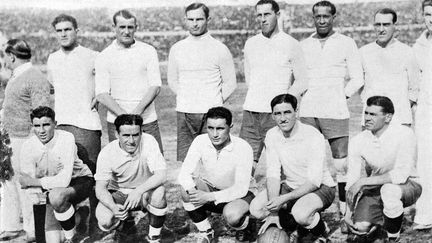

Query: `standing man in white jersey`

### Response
(360, 8, 419, 126)
(168, 2, 237, 162)
(240, 0, 307, 166)
(47, 14, 102, 236)
(299, 0, 364, 221)
(413, 0, 432, 231)
(95, 9, 163, 152)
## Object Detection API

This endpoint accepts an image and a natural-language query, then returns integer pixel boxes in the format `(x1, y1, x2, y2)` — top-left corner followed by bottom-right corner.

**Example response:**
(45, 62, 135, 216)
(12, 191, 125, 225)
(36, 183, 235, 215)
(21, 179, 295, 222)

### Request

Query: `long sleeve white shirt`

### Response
(47, 45, 102, 130)
(299, 32, 364, 119)
(95, 40, 162, 124)
(177, 134, 253, 204)
(167, 33, 237, 113)
(360, 40, 419, 125)
(243, 32, 308, 113)
(20, 130, 93, 190)
(346, 125, 418, 189)
(265, 122, 336, 189)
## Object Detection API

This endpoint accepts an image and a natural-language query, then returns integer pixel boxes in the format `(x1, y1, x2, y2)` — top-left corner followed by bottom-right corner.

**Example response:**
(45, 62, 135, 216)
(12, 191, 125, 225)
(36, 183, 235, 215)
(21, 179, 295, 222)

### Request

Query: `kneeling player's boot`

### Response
(235, 218, 257, 242)
(196, 228, 217, 243)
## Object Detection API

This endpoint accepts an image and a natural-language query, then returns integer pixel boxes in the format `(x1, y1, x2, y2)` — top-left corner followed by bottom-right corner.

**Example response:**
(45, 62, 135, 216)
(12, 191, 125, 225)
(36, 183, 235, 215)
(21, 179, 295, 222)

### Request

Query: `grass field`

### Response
(3, 83, 432, 243)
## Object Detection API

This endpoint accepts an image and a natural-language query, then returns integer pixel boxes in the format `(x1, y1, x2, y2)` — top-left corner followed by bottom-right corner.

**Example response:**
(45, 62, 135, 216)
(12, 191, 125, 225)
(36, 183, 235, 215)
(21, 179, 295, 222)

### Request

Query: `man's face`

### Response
(374, 13, 395, 46)
(118, 124, 142, 155)
(364, 105, 392, 133)
(114, 16, 136, 47)
(272, 102, 297, 136)
(185, 8, 209, 37)
(313, 6, 335, 36)
(423, 6, 432, 32)
(54, 21, 78, 49)
(256, 3, 279, 37)
(32, 116, 56, 145)
(206, 118, 231, 149)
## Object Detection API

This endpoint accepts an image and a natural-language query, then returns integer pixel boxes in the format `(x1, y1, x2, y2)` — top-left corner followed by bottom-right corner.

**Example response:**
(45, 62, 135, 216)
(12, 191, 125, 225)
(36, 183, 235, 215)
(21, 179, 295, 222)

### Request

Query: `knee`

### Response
(380, 184, 402, 206)
(223, 207, 245, 226)
(48, 188, 70, 210)
(333, 157, 347, 173)
(249, 198, 266, 220)
(354, 221, 372, 233)
(381, 184, 403, 217)
(291, 204, 314, 226)
(149, 186, 166, 208)
(95, 203, 115, 228)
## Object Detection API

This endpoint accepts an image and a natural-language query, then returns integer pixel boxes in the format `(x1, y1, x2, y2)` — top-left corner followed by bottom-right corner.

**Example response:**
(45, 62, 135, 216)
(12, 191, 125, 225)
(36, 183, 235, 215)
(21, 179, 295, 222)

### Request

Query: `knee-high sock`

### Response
(183, 202, 211, 232)
(33, 204, 46, 243)
(384, 213, 404, 236)
(148, 205, 167, 237)
(53, 206, 75, 239)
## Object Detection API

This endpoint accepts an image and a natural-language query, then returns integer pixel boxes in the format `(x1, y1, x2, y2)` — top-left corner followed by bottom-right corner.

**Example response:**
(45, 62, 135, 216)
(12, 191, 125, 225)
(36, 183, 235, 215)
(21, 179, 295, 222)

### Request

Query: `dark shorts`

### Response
(281, 183, 336, 212)
(239, 110, 276, 162)
(198, 191, 255, 214)
(353, 180, 422, 224)
(57, 125, 101, 174)
(177, 112, 207, 162)
(107, 120, 163, 154)
(300, 117, 349, 139)
(45, 176, 94, 231)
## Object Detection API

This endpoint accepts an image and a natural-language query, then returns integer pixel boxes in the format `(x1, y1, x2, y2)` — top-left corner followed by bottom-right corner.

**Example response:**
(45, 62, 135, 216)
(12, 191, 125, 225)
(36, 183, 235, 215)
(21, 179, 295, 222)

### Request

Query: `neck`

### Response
(263, 26, 279, 39)
(13, 60, 29, 70)
(376, 37, 394, 48)
(191, 30, 208, 38)
(61, 42, 78, 53)
(117, 39, 135, 48)
(213, 136, 231, 151)
(372, 124, 389, 137)
(315, 29, 334, 39)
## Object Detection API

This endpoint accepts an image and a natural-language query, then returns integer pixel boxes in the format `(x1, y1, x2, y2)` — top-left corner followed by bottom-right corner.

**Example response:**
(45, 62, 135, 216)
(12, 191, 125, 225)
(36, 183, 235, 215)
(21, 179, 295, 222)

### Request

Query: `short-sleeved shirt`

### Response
(265, 122, 336, 189)
(95, 133, 166, 190)
(47, 45, 101, 130)
(95, 40, 162, 124)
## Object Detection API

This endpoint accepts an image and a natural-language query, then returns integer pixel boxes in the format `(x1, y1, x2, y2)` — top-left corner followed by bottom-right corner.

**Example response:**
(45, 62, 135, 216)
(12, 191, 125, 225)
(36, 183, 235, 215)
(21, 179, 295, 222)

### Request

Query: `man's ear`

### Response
(385, 113, 393, 123)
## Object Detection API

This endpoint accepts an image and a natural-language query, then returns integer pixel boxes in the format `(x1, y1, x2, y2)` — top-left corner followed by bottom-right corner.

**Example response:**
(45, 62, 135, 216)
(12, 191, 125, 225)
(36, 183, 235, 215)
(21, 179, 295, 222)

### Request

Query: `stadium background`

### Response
(0, 0, 430, 242)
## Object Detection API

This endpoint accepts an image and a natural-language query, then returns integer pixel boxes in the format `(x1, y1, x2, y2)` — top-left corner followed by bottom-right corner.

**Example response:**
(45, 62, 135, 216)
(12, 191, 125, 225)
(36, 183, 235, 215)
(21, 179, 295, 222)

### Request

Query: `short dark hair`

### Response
(206, 107, 233, 126)
(422, 0, 432, 12)
(375, 8, 397, 24)
(51, 14, 78, 29)
(312, 0, 337, 15)
(113, 9, 137, 25)
(271, 93, 298, 111)
(114, 114, 143, 132)
(185, 2, 210, 19)
(5, 39, 31, 60)
(30, 106, 55, 122)
(366, 96, 395, 114)
(256, 0, 280, 13)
